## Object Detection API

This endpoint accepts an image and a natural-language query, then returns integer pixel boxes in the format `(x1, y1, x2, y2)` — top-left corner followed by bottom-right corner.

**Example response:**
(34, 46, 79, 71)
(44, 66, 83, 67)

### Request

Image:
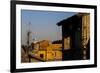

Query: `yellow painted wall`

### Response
(54, 51, 62, 60)
(39, 40, 49, 50)
(37, 51, 46, 60)
(82, 14, 90, 48)
(31, 40, 62, 62)
(52, 44, 62, 50)
(46, 51, 55, 61)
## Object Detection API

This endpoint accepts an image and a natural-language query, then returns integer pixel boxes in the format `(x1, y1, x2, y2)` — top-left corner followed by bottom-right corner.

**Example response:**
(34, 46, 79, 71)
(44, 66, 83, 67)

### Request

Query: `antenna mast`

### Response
(27, 22, 31, 47)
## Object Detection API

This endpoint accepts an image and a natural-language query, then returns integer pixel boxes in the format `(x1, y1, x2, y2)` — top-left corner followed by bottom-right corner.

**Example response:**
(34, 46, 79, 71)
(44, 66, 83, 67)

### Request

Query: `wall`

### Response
(0, 0, 99, 73)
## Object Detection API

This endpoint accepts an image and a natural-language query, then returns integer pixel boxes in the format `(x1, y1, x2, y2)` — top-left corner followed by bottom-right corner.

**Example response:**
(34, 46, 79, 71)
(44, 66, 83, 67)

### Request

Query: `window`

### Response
(40, 54, 44, 58)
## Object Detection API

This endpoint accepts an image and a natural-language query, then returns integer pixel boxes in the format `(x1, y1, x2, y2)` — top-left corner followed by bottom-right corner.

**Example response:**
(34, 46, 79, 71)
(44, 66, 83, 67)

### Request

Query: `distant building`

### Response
(31, 40, 62, 62)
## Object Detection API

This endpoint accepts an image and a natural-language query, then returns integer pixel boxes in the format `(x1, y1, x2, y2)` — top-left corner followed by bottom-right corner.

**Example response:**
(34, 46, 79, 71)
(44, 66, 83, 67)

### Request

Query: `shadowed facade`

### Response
(57, 13, 90, 60)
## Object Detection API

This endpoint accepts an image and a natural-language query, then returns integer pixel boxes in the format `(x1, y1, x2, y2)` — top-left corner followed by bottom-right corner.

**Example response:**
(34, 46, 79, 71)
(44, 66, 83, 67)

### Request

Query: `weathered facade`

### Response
(57, 13, 90, 60)
(31, 40, 62, 62)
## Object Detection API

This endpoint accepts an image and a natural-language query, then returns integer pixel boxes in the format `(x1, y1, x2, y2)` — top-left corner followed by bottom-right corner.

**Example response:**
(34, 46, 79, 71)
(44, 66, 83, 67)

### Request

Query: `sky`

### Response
(21, 10, 76, 45)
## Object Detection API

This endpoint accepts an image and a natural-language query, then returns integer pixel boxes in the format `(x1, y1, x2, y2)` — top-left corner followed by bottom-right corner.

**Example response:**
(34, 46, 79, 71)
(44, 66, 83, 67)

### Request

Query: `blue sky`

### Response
(21, 10, 76, 45)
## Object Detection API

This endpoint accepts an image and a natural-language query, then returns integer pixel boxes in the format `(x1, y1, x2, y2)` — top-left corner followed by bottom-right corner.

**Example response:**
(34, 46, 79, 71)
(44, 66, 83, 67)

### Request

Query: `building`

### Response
(57, 13, 90, 60)
(30, 40, 62, 62)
